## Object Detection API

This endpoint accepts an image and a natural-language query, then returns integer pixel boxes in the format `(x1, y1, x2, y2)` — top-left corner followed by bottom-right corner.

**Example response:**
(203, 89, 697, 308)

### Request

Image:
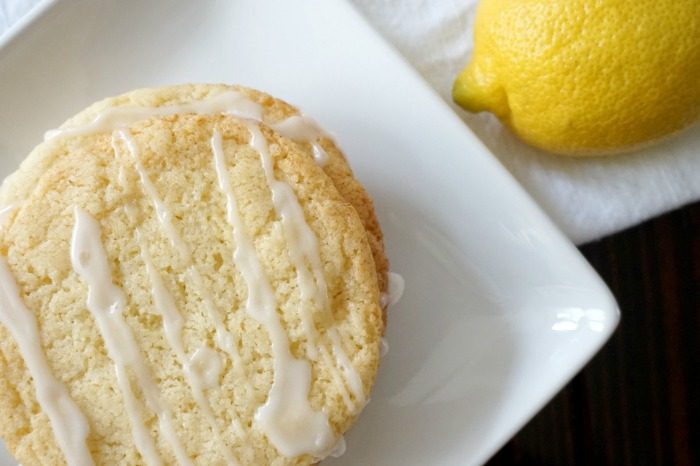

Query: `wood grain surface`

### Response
(487, 201, 700, 466)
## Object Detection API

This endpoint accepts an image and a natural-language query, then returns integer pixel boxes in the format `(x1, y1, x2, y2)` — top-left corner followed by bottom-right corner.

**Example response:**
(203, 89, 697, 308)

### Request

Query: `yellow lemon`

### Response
(453, 0, 700, 156)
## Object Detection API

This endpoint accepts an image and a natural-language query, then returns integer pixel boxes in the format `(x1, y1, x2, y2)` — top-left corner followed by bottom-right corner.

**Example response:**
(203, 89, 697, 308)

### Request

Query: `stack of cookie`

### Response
(0, 85, 390, 465)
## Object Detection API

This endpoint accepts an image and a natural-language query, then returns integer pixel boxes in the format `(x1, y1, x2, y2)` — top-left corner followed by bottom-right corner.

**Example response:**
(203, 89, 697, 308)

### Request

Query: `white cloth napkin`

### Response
(2, 0, 699, 244)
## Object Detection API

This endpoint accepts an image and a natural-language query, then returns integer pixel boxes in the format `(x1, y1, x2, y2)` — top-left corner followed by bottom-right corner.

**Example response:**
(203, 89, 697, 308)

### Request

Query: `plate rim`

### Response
(0, 0, 56, 50)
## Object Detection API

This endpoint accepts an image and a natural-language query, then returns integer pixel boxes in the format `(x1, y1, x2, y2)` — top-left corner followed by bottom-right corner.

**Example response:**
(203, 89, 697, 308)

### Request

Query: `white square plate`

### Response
(0, 1, 619, 464)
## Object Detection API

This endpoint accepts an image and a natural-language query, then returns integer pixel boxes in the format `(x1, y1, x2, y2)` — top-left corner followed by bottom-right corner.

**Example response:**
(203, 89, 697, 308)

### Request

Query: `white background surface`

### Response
(4, 0, 698, 244)
(0, 0, 618, 465)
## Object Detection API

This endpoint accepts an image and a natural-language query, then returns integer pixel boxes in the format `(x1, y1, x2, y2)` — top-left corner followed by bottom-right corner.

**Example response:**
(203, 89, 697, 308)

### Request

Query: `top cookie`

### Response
(0, 85, 383, 465)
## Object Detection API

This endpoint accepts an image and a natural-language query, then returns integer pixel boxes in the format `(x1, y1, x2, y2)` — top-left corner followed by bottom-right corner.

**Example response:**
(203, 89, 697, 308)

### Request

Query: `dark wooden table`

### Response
(487, 201, 700, 466)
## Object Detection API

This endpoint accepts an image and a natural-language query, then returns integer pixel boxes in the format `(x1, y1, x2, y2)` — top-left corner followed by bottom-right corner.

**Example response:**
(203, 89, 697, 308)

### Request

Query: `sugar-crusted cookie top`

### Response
(0, 88, 382, 466)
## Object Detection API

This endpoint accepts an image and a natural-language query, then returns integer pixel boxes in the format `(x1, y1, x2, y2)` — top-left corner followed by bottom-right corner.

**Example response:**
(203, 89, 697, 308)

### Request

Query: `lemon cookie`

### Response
(0, 93, 383, 465)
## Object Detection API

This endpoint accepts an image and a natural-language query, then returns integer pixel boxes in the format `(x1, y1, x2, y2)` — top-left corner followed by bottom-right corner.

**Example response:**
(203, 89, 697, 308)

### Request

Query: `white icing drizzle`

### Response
(270, 115, 330, 166)
(189, 347, 223, 390)
(211, 129, 335, 457)
(318, 345, 354, 412)
(0, 257, 94, 466)
(380, 337, 389, 358)
(0, 204, 16, 228)
(113, 132, 189, 257)
(254, 129, 328, 359)
(380, 272, 405, 308)
(45, 91, 331, 166)
(379, 294, 389, 309)
(114, 364, 160, 466)
(45, 92, 263, 141)
(328, 436, 347, 458)
(328, 329, 364, 404)
(311, 145, 329, 166)
(246, 123, 365, 408)
(248, 124, 323, 359)
(117, 165, 128, 190)
(136, 229, 238, 465)
(70, 208, 192, 466)
(112, 130, 243, 370)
